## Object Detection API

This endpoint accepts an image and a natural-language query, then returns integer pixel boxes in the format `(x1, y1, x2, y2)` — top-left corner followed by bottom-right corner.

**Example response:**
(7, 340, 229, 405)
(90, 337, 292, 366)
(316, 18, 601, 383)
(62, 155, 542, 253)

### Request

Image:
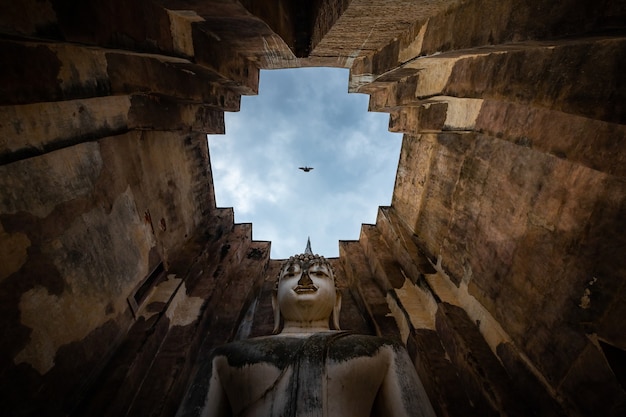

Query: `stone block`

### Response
(389, 102, 448, 133)
(408, 328, 482, 417)
(192, 23, 260, 95)
(0, 40, 110, 105)
(559, 340, 626, 417)
(496, 342, 567, 417)
(435, 302, 526, 417)
(128, 94, 225, 134)
(339, 240, 399, 340)
(106, 51, 241, 111)
(0, 96, 130, 165)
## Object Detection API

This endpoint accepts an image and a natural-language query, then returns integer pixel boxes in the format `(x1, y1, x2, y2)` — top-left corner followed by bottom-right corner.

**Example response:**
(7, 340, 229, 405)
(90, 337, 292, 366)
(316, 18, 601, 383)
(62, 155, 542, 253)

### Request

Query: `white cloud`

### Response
(208, 68, 401, 259)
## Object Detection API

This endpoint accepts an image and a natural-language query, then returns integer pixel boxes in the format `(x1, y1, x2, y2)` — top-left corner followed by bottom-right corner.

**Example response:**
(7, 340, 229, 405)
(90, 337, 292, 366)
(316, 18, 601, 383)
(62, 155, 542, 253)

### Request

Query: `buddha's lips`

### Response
(294, 285, 318, 294)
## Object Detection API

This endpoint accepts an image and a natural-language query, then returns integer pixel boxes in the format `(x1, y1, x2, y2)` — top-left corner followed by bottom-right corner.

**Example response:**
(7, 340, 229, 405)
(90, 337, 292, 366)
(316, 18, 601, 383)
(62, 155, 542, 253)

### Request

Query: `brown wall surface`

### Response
(0, 0, 624, 416)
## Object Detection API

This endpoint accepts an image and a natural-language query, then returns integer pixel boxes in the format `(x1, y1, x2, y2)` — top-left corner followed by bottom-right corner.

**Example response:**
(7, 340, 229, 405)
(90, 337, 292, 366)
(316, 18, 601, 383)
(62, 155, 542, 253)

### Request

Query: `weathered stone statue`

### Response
(194, 242, 436, 417)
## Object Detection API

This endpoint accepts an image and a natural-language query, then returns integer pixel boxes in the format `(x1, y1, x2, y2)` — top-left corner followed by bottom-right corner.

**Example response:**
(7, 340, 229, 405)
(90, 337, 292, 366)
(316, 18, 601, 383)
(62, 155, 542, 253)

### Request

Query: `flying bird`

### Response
(299, 166, 314, 172)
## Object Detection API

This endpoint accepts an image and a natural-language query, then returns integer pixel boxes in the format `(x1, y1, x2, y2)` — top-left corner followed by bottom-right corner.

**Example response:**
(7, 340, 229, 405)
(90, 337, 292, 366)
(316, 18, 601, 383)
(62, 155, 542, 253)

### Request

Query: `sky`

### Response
(208, 67, 402, 259)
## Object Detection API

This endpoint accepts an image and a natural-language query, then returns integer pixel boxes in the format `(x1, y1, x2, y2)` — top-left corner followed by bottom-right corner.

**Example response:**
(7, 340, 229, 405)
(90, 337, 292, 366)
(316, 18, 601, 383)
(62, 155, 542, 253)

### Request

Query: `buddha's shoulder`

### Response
(210, 332, 403, 367)
(327, 333, 402, 361)
(211, 336, 305, 368)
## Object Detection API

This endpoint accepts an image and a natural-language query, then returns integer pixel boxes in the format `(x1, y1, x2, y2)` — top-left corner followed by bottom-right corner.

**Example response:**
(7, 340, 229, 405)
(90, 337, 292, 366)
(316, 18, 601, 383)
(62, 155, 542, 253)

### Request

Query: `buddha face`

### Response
(277, 260, 337, 324)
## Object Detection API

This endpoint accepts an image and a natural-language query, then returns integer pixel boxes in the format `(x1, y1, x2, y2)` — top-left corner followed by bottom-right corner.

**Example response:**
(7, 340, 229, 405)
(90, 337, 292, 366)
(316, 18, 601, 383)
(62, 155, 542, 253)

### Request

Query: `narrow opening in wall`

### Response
(208, 67, 402, 259)
(599, 340, 626, 390)
(127, 262, 165, 317)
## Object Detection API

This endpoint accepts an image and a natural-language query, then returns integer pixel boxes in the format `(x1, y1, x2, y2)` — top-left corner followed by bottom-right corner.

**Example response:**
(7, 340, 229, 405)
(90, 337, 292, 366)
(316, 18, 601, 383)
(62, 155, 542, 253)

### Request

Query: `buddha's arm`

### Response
(203, 356, 232, 417)
(374, 346, 437, 417)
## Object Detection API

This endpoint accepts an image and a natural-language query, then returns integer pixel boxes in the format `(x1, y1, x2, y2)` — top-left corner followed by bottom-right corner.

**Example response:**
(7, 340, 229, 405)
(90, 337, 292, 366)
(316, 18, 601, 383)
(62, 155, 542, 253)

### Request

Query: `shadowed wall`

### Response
(0, 1, 624, 416)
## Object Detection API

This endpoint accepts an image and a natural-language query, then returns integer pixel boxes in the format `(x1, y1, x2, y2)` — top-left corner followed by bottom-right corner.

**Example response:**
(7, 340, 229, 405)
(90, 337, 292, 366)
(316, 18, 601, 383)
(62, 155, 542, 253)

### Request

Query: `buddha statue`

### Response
(182, 241, 436, 417)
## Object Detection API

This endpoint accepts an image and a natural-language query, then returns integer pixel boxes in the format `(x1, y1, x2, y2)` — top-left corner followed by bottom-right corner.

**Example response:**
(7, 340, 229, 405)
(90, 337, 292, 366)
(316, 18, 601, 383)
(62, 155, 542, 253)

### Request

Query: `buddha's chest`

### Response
(215, 353, 389, 417)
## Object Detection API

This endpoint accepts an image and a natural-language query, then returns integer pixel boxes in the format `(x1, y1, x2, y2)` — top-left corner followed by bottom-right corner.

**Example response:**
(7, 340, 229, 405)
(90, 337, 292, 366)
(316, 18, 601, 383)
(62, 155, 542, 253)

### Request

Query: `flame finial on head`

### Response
(304, 237, 313, 255)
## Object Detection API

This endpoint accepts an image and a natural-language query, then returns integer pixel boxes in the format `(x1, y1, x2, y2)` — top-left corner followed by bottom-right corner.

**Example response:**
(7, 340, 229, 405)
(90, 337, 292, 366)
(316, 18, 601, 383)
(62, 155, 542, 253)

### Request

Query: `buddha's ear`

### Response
(331, 291, 342, 330)
(271, 291, 281, 334)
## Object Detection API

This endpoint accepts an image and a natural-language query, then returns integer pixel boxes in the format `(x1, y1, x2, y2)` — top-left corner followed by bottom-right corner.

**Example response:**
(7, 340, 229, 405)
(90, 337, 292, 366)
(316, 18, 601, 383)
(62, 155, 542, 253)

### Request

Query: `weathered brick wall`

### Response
(0, 1, 276, 415)
(351, 0, 626, 415)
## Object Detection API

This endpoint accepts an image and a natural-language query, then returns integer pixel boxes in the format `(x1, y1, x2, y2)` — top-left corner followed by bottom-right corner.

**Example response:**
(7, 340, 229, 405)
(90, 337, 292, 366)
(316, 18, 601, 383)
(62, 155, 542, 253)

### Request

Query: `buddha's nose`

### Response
(298, 270, 313, 286)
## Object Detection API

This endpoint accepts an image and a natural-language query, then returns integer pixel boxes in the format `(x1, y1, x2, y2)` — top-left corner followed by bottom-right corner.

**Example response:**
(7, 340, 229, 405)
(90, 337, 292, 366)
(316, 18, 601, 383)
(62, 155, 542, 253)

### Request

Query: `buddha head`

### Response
(272, 247, 341, 334)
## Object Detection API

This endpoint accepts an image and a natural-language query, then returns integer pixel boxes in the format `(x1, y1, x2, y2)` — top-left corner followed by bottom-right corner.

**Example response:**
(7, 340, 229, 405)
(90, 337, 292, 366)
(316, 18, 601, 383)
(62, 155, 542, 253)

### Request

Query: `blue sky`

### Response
(208, 67, 401, 259)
